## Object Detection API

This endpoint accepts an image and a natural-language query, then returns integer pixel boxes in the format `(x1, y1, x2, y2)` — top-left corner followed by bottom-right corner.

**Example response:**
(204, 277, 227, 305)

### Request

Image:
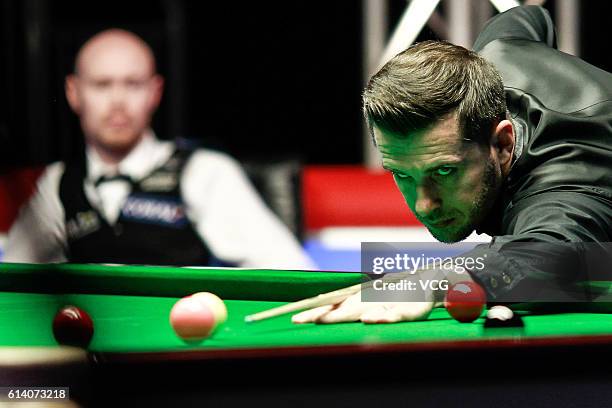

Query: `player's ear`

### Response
(65, 74, 81, 114)
(149, 74, 164, 110)
(492, 119, 514, 173)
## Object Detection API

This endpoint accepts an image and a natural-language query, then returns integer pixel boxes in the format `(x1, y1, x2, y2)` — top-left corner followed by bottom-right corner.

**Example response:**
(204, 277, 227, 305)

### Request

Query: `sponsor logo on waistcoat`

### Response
(67, 210, 101, 240)
(121, 195, 188, 227)
(139, 172, 178, 192)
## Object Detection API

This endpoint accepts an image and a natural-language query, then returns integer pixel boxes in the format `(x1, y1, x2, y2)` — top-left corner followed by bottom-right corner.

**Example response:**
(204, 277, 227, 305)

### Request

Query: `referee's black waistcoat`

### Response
(59, 148, 214, 266)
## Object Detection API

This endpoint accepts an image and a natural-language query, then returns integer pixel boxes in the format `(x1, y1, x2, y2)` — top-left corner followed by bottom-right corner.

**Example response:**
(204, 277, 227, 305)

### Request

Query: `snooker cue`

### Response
(244, 283, 363, 323)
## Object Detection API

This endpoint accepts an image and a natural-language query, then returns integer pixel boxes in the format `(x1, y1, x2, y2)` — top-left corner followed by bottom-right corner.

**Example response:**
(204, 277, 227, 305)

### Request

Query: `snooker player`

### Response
(293, 5, 612, 323)
(4, 29, 315, 269)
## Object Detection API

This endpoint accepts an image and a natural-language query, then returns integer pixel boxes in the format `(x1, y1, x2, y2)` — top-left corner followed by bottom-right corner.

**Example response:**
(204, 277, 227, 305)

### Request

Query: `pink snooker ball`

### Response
(170, 297, 216, 343)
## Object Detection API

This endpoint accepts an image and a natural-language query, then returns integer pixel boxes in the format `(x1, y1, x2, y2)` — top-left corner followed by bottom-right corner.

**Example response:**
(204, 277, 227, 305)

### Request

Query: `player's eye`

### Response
(126, 79, 147, 89)
(91, 80, 111, 89)
(392, 171, 413, 182)
(434, 166, 456, 177)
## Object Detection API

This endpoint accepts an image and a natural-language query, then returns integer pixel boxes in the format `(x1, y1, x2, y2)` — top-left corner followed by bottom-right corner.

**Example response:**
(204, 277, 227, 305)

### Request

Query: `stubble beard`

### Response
(431, 158, 501, 243)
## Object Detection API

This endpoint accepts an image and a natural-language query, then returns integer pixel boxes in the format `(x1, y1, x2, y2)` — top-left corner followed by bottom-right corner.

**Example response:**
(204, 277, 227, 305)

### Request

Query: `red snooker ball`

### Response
(52, 306, 94, 348)
(444, 281, 486, 323)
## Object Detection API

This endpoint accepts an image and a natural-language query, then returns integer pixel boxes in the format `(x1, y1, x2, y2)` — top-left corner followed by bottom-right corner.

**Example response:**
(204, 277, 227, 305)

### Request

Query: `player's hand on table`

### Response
(291, 292, 434, 324)
(292, 272, 438, 324)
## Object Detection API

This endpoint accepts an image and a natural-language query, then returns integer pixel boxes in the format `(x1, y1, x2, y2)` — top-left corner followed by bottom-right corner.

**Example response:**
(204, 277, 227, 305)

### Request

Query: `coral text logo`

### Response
(121, 195, 187, 227)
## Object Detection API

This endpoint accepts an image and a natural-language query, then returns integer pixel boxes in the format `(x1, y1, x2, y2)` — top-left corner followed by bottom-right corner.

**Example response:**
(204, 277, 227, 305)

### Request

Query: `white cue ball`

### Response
(191, 292, 228, 326)
(486, 305, 514, 321)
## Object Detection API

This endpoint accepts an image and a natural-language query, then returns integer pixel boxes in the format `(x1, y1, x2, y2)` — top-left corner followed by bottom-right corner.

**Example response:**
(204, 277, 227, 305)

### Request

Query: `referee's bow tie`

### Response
(94, 174, 133, 187)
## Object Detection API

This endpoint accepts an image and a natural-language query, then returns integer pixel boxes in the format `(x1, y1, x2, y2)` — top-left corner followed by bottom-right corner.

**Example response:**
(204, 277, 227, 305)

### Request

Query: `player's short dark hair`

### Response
(363, 40, 507, 145)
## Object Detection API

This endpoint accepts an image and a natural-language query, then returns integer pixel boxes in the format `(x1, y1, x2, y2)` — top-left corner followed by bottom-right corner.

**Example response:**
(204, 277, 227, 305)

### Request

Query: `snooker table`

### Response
(2, 262, 612, 407)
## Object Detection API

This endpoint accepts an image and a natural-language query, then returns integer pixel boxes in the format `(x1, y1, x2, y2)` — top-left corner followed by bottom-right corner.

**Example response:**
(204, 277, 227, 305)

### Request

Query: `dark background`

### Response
(0, 0, 610, 171)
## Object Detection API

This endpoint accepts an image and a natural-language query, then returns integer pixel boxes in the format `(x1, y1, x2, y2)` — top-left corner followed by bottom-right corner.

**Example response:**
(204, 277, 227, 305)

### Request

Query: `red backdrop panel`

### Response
(0, 167, 44, 232)
(302, 165, 421, 230)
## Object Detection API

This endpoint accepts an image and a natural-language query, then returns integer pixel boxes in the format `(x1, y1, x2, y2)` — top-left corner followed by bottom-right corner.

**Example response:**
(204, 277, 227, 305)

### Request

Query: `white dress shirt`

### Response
(4, 132, 316, 270)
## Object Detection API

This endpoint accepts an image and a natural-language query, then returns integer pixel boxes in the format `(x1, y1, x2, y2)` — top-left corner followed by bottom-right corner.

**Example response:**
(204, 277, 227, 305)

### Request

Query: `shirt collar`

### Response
(86, 130, 174, 183)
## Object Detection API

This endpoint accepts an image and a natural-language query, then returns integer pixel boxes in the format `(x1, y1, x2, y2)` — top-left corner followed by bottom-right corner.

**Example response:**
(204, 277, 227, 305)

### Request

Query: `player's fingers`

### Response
(361, 302, 433, 324)
(394, 302, 434, 321)
(359, 304, 400, 323)
(361, 309, 404, 323)
(315, 306, 365, 323)
(314, 294, 366, 324)
(292, 304, 337, 323)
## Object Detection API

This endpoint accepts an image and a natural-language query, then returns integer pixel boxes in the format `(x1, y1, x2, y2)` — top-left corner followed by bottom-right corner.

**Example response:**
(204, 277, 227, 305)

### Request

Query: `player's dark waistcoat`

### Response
(59, 148, 214, 266)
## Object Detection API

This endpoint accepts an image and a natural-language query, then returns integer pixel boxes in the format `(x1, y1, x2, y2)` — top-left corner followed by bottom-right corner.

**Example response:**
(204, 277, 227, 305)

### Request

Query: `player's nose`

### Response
(414, 186, 440, 218)
(109, 84, 128, 105)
